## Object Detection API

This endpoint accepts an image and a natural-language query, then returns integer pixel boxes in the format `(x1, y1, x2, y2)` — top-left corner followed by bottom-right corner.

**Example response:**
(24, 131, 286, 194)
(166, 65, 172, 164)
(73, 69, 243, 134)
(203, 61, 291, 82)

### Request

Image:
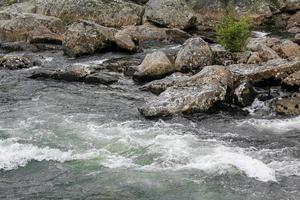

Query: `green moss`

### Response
(214, 15, 251, 53)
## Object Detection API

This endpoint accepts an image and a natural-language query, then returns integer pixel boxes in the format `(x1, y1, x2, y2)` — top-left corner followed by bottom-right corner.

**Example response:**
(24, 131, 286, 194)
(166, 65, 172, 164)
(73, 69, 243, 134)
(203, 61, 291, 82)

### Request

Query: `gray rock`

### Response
(145, 0, 196, 29)
(175, 37, 213, 72)
(139, 65, 233, 117)
(228, 59, 300, 85)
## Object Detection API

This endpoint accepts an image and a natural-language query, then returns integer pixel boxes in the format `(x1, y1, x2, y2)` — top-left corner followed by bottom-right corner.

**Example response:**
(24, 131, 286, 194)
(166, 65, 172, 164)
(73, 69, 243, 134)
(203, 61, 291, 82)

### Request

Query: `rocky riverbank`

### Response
(0, 0, 299, 118)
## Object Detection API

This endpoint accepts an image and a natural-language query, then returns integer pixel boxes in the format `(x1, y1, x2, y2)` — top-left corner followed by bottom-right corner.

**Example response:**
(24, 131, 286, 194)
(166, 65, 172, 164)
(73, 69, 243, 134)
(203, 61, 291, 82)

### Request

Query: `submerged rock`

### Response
(145, 0, 196, 29)
(139, 65, 233, 117)
(30, 64, 95, 81)
(133, 51, 176, 82)
(0, 55, 34, 70)
(175, 37, 213, 72)
(271, 93, 300, 115)
(85, 72, 119, 85)
(63, 20, 116, 57)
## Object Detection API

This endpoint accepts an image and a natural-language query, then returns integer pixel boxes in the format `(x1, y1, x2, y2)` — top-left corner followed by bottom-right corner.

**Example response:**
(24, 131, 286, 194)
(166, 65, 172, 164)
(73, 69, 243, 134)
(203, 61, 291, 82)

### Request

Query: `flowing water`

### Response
(0, 48, 300, 200)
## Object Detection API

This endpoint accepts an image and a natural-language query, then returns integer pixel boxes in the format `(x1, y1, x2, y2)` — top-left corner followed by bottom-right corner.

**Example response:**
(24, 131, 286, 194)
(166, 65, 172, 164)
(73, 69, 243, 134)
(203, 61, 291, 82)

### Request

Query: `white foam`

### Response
(0, 138, 73, 171)
(238, 116, 300, 133)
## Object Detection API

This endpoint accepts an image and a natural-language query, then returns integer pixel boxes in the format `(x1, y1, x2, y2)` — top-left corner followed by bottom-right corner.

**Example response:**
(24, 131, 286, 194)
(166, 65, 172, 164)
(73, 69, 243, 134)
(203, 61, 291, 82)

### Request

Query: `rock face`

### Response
(0, 10, 65, 43)
(145, 0, 196, 29)
(63, 20, 116, 57)
(228, 59, 300, 84)
(139, 65, 233, 117)
(133, 51, 176, 82)
(33, 0, 145, 28)
(175, 37, 213, 72)
(0, 55, 33, 70)
(272, 93, 300, 115)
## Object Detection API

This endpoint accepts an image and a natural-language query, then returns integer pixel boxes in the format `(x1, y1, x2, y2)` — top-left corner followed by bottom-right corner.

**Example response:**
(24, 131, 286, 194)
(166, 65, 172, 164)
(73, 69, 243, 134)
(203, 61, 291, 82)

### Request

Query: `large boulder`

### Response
(175, 37, 213, 72)
(133, 51, 176, 82)
(139, 65, 233, 117)
(0, 10, 65, 43)
(63, 20, 116, 57)
(228, 59, 300, 84)
(271, 93, 300, 115)
(145, 0, 196, 29)
(32, 0, 144, 28)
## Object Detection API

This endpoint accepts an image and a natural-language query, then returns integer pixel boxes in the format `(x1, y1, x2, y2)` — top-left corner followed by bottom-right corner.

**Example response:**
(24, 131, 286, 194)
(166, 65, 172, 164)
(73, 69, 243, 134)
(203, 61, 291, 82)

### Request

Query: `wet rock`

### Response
(30, 64, 95, 81)
(85, 72, 119, 85)
(139, 65, 233, 117)
(271, 93, 300, 115)
(0, 55, 33, 70)
(175, 37, 213, 72)
(228, 59, 300, 85)
(0, 11, 65, 43)
(145, 0, 196, 29)
(0, 42, 39, 52)
(63, 20, 116, 57)
(33, 0, 144, 28)
(102, 57, 142, 74)
(282, 71, 300, 88)
(133, 51, 176, 82)
(233, 82, 257, 107)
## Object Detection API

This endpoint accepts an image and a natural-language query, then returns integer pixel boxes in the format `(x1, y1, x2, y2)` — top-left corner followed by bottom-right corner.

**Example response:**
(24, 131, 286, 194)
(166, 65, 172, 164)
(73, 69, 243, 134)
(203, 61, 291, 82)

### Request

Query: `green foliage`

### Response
(215, 15, 251, 53)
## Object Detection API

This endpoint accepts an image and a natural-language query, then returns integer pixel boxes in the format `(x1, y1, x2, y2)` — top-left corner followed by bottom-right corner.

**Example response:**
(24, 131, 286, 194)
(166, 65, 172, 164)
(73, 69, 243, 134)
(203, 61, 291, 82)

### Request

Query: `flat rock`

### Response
(228, 59, 300, 84)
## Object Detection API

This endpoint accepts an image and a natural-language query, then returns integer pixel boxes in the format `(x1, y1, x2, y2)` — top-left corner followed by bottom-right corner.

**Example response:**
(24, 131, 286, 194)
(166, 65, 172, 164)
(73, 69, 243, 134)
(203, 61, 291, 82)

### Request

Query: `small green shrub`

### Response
(215, 15, 251, 53)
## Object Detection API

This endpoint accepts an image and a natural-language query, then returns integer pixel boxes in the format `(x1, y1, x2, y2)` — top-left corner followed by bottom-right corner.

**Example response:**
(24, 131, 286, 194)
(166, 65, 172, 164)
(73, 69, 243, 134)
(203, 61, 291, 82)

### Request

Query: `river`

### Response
(0, 45, 300, 199)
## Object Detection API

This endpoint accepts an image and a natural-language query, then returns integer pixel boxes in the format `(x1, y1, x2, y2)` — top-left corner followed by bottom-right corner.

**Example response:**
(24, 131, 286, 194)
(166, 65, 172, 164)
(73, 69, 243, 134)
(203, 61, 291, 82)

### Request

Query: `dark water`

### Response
(0, 47, 300, 200)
